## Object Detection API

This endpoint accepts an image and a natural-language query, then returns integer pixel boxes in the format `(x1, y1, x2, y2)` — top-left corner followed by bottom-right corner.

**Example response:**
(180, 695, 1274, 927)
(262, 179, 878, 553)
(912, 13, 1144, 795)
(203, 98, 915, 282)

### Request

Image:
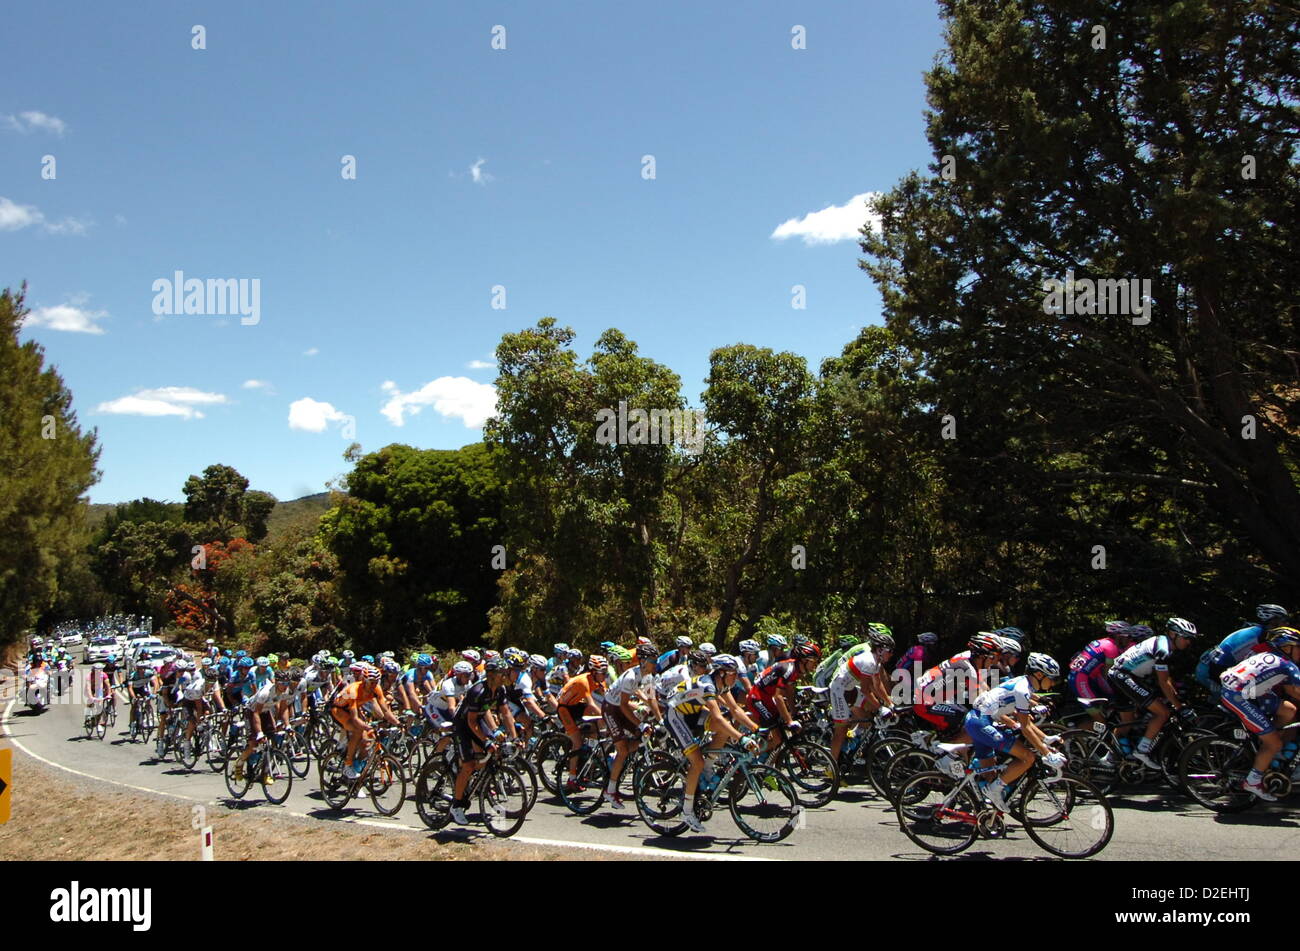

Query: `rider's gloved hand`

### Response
(1043, 751, 1067, 770)
(876, 706, 895, 719)
(1031, 704, 1050, 717)
(741, 735, 759, 753)
(786, 720, 802, 734)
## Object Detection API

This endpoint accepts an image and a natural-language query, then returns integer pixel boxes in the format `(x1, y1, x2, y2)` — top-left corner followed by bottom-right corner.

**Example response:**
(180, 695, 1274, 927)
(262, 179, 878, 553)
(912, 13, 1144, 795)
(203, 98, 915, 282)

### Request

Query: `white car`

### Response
(59, 631, 83, 646)
(86, 635, 122, 663)
(132, 646, 177, 673)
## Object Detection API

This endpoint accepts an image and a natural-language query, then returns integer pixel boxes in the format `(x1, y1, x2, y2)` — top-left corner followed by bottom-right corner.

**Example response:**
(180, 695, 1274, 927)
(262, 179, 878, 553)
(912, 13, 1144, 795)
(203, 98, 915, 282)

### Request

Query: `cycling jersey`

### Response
(655, 649, 686, 674)
(747, 660, 799, 707)
(914, 654, 979, 707)
(1067, 637, 1123, 700)
(972, 674, 1035, 720)
(813, 649, 847, 688)
(668, 671, 717, 714)
(182, 672, 210, 702)
(503, 671, 536, 708)
(655, 662, 690, 702)
(557, 672, 605, 709)
(332, 680, 385, 712)
(1206, 626, 1268, 670)
(1112, 635, 1173, 679)
(1220, 652, 1300, 697)
(1220, 652, 1300, 736)
(453, 681, 507, 723)
(604, 666, 651, 707)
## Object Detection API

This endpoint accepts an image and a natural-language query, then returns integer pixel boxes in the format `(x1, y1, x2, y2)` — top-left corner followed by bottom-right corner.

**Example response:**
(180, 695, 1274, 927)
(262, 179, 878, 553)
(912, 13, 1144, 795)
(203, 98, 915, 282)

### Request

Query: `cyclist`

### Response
(746, 642, 821, 754)
(556, 655, 610, 786)
(913, 634, 1002, 736)
(501, 647, 547, 739)
(894, 630, 940, 679)
(329, 662, 401, 780)
(126, 659, 158, 735)
(449, 657, 517, 825)
(1196, 604, 1290, 696)
(1066, 621, 1138, 721)
(181, 657, 223, 751)
(601, 642, 661, 808)
(756, 633, 790, 670)
(827, 628, 896, 765)
(656, 636, 694, 674)
(735, 639, 762, 694)
(965, 652, 1066, 812)
(85, 662, 112, 728)
(546, 643, 570, 678)
(1218, 627, 1300, 801)
(395, 654, 439, 716)
(232, 657, 280, 782)
(664, 649, 761, 832)
(1107, 620, 1199, 769)
(528, 654, 558, 712)
(814, 633, 862, 689)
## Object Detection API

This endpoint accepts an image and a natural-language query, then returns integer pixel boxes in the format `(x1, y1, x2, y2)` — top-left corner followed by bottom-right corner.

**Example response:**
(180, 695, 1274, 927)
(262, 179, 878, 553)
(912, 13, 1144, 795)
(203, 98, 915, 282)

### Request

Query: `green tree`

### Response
(0, 286, 100, 649)
(182, 464, 275, 543)
(859, 0, 1299, 643)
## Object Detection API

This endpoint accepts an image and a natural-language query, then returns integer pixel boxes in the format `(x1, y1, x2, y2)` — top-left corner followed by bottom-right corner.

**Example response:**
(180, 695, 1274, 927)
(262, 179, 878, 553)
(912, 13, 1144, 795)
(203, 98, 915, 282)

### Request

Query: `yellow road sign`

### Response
(0, 747, 10, 824)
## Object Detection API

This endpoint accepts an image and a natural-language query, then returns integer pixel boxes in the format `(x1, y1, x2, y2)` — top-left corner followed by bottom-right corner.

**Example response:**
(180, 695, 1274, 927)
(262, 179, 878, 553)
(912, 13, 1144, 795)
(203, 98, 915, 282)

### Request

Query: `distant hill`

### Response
(86, 492, 338, 541)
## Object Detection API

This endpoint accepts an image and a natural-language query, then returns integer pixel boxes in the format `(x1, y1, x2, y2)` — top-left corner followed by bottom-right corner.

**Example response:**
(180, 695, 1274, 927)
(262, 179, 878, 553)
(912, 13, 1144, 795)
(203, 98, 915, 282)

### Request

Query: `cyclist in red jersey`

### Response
(746, 642, 820, 753)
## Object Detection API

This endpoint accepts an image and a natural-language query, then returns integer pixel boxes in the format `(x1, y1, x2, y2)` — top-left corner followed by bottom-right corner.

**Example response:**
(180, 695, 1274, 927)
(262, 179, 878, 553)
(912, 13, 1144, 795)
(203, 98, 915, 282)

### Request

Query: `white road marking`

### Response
(1, 699, 773, 861)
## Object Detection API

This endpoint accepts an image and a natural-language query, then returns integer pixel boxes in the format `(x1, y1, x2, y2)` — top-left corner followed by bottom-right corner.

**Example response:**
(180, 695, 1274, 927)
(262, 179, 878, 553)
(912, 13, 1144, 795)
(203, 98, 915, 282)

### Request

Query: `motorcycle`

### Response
(25, 668, 50, 713)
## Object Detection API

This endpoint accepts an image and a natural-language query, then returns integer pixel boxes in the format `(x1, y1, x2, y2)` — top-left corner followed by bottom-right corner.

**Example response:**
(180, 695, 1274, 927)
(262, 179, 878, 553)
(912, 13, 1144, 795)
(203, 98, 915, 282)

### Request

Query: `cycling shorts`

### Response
(964, 711, 1016, 759)
(1220, 690, 1280, 735)
(746, 697, 780, 729)
(601, 702, 639, 742)
(1067, 669, 1112, 701)
(665, 706, 706, 754)
(916, 703, 967, 737)
(1107, 670, 1156, 708)
(828, 669, 861, 723)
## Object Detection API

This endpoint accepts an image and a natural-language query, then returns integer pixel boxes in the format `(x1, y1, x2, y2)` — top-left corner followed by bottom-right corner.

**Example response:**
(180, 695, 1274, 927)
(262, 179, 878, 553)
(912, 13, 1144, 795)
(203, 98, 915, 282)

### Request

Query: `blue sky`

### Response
(3, 1, 944, 503)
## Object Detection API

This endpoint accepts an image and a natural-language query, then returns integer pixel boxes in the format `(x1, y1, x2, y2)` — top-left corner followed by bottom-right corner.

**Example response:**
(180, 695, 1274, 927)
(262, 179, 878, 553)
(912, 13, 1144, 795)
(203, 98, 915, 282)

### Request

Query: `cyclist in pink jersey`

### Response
(1066, 620, 1138, 720)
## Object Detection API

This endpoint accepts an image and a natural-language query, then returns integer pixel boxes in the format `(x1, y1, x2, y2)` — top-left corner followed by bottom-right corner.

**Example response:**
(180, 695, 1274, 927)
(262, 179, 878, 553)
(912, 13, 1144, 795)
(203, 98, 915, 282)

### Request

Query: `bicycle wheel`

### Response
(414, 757, 453, 830)
(1160, 729, 1212, 789)
(1178, 736, 1256, 813)
(367, 754, 407, 816)
(224, 751, 253, 800)
(884, 749, 937, 804)
(1020, 776, 1112, 858)
(178, 730, 200, 770)
(309, 715, 335, 760)
(84, 713, 95, 739)
(728, 764, 801, 842)
(318, 751, 354, 811)
(1059, 729, 1120, 795)
(894, 771, 981, 856)
(556, 747, 609, 816)
(140, 704, 156, 743)
(94, 710, 108, 741)
(634, 763, 688, 837)
(284, 729, 312, 779)
(777, 740, 840, 809)
(864, 736, 911, 800)
(515, 756, 540, 811)
(479, 763, 530, 837)
(205, 724, 228, 772)
(534, 735, 571, 796)
(259, 748, 294, 805)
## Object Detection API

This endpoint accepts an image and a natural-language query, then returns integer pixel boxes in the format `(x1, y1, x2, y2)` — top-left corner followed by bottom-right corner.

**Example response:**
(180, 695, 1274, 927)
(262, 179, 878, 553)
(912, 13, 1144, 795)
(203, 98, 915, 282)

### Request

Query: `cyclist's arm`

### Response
(868, 671, 892, 708)
(718, 691, 759, 732)
(772, 691, 795, 727)
(704, 698, 746, 743)
(1154, 668, 1181, 707)
(1013, 710, 1051, 757)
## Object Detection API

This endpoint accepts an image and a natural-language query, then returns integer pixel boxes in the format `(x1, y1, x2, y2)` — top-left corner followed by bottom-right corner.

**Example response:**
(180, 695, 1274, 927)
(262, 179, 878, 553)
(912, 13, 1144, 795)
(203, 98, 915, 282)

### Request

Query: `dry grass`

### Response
(0, 753, 576, 862)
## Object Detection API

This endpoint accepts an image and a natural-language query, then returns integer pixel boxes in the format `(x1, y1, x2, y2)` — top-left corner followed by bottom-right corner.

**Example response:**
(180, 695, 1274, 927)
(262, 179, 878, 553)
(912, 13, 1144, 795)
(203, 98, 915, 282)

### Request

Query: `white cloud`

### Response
(96, 386, 228, 420)
(467, 359, 496, 370)
(0, 196, 90, 235)
(22, 303, 107, 334)
(303, 347, 319, 357)
(380, 377, 497, 429)
(771, 192, 882, 245)
(242, 379, 270, 390)
(288, 397, 348, 432)
(2, 111, 67, 135)
(469, 158, 493, 185)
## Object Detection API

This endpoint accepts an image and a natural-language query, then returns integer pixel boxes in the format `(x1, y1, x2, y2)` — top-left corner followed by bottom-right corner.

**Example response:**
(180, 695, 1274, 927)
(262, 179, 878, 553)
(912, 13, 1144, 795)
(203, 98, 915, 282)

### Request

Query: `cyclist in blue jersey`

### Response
(1196, 604, 1289, 695)
(656, 635, 693, 674)
(1218, 628, 1300, 801)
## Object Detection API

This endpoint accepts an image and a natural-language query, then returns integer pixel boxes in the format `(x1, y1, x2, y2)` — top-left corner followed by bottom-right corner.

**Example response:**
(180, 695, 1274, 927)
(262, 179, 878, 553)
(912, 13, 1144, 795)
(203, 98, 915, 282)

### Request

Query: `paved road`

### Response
(3, 653, 1295, 861)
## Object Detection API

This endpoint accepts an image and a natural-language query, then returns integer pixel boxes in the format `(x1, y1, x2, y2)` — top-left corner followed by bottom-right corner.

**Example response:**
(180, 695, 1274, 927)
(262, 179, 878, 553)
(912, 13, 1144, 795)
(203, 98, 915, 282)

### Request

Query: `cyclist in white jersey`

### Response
(1107, 623, 1198, 769)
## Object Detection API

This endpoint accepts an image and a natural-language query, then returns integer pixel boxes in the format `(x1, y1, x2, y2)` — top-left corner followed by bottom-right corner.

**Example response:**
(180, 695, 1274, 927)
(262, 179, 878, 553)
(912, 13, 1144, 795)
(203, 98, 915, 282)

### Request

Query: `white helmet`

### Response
(452, 661, 474, 676)
(1026, 653, 1060, 678)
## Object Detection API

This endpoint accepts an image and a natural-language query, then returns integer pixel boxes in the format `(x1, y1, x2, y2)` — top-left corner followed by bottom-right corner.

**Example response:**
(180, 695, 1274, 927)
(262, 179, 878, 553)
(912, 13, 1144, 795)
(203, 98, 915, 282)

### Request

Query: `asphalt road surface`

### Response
(3, 650, 1295, 861)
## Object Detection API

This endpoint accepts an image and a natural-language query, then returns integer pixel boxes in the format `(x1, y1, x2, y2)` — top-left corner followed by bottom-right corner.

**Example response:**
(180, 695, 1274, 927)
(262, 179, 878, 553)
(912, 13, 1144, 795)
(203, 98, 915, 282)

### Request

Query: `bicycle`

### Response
(1056, 697, 1213, 794)
(225, 729, 294, 804)
(634, 737, 802, 843)
(894, 755, 1113, 859)
(318, 726, 408, 816)
(128, 695, 157, 744)
(1178, 726, 1300, 813)
(413, 740, 531, 837)
(83, 696, 109, 741)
